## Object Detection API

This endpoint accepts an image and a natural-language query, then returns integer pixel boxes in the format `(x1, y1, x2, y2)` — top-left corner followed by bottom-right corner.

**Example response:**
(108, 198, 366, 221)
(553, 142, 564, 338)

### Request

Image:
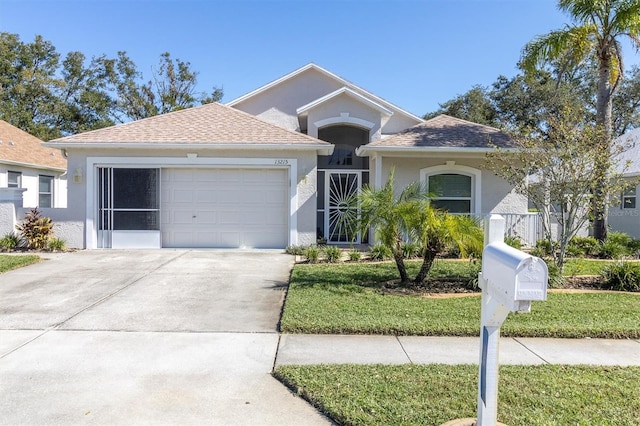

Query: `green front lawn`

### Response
(275, 364, 640, 426)
(0, 254, 40, 273)
(280, 261, 640, 338)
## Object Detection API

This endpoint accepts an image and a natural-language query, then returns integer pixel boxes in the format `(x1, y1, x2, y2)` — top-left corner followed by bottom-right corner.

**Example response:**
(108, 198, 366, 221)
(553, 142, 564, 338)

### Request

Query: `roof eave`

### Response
(356, 146, 519, 155)
(0, 158, 66, 172)
(43, 141, 334, 155)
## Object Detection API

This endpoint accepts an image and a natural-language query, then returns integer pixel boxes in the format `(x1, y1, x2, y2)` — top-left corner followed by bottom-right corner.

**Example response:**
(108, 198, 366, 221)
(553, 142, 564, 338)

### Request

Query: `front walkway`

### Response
(275, 334, 640, 366)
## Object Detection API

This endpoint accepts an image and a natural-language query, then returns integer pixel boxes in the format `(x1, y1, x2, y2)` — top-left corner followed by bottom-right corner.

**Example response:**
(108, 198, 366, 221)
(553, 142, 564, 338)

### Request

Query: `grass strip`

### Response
(275, 364, 640, 426)
(0, 254, 40, 273)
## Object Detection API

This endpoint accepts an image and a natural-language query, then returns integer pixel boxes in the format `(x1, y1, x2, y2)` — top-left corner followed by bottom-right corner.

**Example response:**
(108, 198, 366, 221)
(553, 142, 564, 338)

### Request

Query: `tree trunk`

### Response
(593, 51, 615, 241)
(393, 251, 410, 284)
(414, 250, 437, 284)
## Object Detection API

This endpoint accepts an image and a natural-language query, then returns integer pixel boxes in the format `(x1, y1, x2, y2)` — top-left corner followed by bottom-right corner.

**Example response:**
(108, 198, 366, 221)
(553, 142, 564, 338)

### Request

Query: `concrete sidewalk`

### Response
(275, 334, 640, 366)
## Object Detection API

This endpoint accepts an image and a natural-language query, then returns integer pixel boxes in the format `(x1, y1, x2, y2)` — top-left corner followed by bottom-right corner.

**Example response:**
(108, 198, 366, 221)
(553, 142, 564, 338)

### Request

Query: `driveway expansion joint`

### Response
(395, 335, 413, 364)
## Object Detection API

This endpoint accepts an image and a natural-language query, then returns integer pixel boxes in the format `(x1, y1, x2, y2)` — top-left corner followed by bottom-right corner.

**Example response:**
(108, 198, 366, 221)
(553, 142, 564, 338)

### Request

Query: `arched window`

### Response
(420, 164, 481, 215)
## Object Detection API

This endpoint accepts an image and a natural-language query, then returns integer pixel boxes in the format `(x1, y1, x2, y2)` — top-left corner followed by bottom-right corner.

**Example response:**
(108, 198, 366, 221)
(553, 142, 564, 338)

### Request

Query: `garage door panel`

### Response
(162, 168, 288, 248)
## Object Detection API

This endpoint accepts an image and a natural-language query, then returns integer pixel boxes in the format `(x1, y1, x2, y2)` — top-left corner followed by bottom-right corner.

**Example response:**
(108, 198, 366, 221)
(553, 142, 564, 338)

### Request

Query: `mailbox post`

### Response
(477, 215, 548, 426)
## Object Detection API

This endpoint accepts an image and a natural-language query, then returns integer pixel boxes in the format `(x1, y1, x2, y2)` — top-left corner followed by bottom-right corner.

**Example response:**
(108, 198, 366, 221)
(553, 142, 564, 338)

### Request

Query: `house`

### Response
(43, 63, 529, 249)
(608, 127, 640, 238)
(0, 120, 67, 208)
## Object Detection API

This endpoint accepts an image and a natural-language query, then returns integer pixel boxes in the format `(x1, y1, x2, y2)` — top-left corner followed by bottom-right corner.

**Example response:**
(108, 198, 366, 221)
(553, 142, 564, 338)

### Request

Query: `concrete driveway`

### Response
(0, 250, 331, 425)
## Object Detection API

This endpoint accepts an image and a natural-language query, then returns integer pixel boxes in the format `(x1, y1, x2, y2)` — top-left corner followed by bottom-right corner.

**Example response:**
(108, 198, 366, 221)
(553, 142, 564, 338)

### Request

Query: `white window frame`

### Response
(38, 174, 54, 208)
(8, 171, 21, 188)
(622, 186, 637, 209)
(420, 163, 481, 215)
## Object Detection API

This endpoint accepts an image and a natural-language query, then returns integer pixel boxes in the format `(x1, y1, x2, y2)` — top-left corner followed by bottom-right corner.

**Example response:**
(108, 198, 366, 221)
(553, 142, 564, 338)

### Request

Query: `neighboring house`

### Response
(44, 63, 529, 249)
(609, 128, 640, 238)
(0, 120, 67, 209)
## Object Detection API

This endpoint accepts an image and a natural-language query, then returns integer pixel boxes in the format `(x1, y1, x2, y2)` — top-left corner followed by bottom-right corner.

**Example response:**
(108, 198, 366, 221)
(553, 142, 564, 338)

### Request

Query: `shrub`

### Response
(285, 245, 307, 256)
(303, 246, 321, 263)
(369, 244, 392, 261)
(324, 246, 342, 263)
(504, 236, 522, 250)
(48, 238, 66, 251)
(545, 261, 565, 289)
(15, 208, 53, 250)
(0, 233, 21, 250)
(402, 242, 421, 259)
(601, 261, 640, 292)
(531, 239, 553, 257)
(599, 240, 628, 259)
(567, 236, 599, 257)
(348, 250, 362, 262)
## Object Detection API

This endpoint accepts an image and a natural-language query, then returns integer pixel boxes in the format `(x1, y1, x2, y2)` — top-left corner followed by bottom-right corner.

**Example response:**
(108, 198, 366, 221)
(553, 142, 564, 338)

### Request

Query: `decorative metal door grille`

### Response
(326, 171, 360, 243)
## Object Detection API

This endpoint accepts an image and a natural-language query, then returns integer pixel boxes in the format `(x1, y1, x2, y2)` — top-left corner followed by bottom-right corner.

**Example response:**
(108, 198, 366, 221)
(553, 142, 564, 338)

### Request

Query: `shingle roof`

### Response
(365, 114, 515, 149)
(0, 120, 66, 170)
(48, 102, 329, 146)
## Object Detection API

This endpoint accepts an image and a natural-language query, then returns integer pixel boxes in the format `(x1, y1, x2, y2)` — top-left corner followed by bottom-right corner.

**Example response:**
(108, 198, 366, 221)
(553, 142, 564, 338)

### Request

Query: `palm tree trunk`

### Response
(593, 53, 614, 242)
(414, 250, 437, 284)
(393, 252, 410, 284)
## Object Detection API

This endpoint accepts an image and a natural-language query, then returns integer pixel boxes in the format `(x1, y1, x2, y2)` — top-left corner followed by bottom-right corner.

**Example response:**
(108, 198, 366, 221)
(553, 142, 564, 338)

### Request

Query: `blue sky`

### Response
(2, 0, 639, 118)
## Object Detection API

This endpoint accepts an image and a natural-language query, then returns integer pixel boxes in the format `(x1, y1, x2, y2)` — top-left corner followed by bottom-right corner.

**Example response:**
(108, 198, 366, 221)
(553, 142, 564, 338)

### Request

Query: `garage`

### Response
(161, 168, 289, 248)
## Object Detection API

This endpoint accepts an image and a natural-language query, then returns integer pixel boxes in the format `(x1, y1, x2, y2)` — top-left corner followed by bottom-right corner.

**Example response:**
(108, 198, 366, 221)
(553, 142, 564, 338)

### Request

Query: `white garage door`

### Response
(161, 168, 288, 248)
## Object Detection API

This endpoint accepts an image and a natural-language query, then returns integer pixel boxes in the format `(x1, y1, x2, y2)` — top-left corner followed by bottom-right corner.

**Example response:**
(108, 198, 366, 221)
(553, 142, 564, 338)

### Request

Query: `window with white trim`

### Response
(428, 173, 473, 213)
(38, 175, 54, 208)
(420, 163, 481, 215)
(8, 171, 21, 188)
(622, 186, 636, 209)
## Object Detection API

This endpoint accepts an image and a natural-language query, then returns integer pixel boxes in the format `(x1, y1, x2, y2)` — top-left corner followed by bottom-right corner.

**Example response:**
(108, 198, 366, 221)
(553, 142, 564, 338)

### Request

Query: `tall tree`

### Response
(109, 51, 223, 122)
(424, 85, 498, 127)
(520, 0, 640, 241)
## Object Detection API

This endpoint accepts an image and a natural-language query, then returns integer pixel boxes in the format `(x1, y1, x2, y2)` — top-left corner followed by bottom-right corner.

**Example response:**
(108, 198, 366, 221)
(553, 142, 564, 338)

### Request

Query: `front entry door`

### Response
(325, 171, 361, 244)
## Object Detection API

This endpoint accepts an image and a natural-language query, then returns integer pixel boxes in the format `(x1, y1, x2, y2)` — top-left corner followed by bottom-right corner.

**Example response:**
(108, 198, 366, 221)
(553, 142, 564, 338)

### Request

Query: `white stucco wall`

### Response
(230, 67, 422, 137)
(377, 155, 528, 215)
(64, 147, 319, 248)
(0, 164, 67, 208)
(608, 179, 640, 238)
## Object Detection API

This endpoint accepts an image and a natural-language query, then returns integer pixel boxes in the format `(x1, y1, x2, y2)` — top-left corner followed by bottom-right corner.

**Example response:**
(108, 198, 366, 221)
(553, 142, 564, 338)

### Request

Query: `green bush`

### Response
(15, 208, 53, 250)
(348, 250, 362, 262)
(304, 246, 321, 263)
(545, 261, 565, 289)
(285, 245, 307, 256)
(504, 236, 522, 250)
(601, 261, 640, 292)
(531, 239, 553, 257)
(567, 236, 599, 257)
(0, 233, 21, 250)
(47, 238, 66, 251)
(369, 244, 392, 261)
(599, 240, 628, 259)
(402, 242, 421, 259)
(606, 231, 633, 248)
(324, 246, 342, 263)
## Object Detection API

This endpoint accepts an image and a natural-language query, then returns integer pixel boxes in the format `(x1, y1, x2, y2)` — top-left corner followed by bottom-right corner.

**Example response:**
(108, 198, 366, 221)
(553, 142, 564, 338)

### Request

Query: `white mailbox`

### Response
(481, 241, 548, 311)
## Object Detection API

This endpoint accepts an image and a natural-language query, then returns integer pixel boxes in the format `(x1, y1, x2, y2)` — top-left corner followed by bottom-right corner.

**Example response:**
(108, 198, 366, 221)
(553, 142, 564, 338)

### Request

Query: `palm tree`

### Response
(355, 170, 422, 284)
(402, 201, 483, 285)
(521, 0, 640, 241)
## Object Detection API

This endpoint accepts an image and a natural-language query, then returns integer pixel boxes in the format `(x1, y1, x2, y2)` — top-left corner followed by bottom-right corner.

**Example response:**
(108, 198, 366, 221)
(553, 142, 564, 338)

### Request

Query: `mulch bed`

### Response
(377, 275, 606, 297)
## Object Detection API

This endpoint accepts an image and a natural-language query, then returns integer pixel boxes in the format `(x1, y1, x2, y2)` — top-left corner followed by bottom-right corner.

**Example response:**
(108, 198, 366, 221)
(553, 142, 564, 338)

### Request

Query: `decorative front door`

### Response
(325, 171, 361, 244)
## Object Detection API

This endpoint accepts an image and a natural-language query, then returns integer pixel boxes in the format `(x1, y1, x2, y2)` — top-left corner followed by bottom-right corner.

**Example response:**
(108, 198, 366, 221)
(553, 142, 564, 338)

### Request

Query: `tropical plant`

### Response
(15, 208, 54, 250)
(47, 238, 66, 251)
(324, 246, 342, 263)
(601, 261, 640, 291)
(0, 232, 21, 250)
(504, 236, 523, 250)
(303, 245, 321, 263)
(369, 244, 392, 261)
(521, 0, 640, 241)
(402, 201, 484, 284)
(567, 236, 600, 257)
(348, 250, 362, 262)
(353, 170, 423, 283)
